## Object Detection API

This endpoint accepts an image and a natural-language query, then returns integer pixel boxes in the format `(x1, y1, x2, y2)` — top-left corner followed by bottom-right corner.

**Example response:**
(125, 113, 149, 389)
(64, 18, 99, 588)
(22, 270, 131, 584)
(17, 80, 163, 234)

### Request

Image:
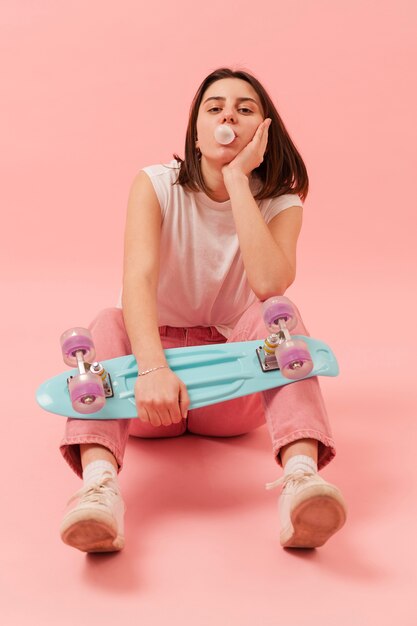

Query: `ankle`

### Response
(280, 438, 318, 467)
(284, 455, 317, 476)
(82, 460, 118, 489)
(80, 444, 118, 473)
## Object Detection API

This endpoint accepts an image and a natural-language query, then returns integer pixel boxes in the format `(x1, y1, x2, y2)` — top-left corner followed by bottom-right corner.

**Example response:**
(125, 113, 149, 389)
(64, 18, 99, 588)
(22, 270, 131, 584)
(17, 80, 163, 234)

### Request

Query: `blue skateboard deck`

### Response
(36, 335, 339, 419)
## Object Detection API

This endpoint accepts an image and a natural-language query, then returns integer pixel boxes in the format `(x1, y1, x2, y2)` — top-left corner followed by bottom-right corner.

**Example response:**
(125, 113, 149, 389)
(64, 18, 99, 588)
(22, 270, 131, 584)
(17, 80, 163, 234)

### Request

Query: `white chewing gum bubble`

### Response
(214, 124, 235, 145)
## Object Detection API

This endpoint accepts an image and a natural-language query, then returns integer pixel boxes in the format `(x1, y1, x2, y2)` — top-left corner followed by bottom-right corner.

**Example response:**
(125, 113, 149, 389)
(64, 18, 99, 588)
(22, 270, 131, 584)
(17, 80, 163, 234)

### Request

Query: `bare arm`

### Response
(121, 170, 189, 427)
(223, 170, 303, 300)
(121, 170, 166, 369)
(221, 119, 302, 300)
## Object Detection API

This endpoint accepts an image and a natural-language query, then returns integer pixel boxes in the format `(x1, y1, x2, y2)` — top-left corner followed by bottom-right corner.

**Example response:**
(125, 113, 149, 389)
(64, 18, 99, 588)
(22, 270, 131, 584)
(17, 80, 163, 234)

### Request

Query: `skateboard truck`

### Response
(59, 327, 115, 413)
(256, 318, 290, 372)
(89, 362, 114, 398)
(66, 355, 114, 400)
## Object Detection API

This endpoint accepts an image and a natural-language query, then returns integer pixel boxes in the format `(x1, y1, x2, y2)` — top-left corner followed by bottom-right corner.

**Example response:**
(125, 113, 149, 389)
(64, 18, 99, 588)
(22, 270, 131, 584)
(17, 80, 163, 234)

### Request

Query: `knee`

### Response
(88, 307, 131, 358)
(89, 307, 124, 333)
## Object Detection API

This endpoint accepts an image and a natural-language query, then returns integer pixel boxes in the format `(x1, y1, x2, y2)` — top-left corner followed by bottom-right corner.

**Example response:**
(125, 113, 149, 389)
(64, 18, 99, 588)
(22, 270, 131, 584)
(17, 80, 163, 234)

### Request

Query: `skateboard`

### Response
(36, 296, 339, 420)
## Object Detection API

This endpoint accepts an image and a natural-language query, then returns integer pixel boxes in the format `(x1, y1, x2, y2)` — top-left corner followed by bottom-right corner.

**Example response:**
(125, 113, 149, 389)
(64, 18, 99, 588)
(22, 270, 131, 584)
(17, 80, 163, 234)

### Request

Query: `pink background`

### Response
(1, 0, 416, 624)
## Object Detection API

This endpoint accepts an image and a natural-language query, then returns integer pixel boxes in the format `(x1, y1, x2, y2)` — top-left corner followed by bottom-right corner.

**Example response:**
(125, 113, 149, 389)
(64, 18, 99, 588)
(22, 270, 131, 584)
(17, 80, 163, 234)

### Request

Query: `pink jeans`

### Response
(60, 299, 336, 478)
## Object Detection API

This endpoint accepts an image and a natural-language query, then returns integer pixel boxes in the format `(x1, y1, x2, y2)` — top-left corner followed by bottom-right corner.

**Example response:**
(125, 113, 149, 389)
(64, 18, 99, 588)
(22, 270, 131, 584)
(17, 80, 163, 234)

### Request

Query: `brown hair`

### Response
(172, 67, 309, 202)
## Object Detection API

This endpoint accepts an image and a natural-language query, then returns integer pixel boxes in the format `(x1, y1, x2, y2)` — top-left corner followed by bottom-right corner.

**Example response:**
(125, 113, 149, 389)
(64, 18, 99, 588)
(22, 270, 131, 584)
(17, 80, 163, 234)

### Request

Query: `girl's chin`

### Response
(202, 153, 235, 167)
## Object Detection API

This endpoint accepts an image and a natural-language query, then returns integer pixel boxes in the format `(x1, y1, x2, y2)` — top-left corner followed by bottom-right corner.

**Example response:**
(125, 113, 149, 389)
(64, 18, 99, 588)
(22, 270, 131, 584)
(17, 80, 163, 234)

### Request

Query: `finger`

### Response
(169, 403, 184, 424)
(138, 404, 152, 424)
(260, 119, 271, 149)
(260, 118, 271, 136)
(136, 398, 148, 422)
(166, 396, 184, 423)
(148, 406, 162, 428)
(253, 123, 264, 141)
(154, 395, 182, 425)
(137, 408, 149, 423)
(253, 120, 269, 145)
(258, 118, 270, 132)
(261, 130, 269, 151)
(159, 406, 173, 427)
(159, 398, 182, 426)
(179, 384, 190, 419)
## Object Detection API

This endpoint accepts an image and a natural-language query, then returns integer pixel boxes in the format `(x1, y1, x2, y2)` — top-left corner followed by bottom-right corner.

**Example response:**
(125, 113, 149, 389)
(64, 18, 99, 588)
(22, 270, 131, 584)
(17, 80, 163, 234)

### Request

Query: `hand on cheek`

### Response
(222, 118, 272, 179)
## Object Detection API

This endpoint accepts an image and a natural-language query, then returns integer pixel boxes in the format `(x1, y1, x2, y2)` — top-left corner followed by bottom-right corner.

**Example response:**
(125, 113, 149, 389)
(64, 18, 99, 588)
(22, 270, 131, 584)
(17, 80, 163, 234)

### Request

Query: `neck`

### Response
(200, 157, 231, 202)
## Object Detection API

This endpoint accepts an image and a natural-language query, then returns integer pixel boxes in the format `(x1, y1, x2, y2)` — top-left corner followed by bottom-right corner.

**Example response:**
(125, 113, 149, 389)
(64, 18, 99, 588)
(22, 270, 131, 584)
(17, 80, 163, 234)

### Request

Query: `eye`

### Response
(207, 107, 253, 114)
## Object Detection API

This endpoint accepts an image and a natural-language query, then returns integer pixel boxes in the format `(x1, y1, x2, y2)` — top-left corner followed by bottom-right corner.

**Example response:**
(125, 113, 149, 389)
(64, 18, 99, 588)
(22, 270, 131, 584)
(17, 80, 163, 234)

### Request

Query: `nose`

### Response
(222, 110, 235, 124)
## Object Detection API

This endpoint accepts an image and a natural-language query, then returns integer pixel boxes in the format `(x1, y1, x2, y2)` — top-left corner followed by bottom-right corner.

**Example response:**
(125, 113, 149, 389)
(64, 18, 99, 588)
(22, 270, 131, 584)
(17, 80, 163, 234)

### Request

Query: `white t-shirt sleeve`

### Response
(261, 193, 303, 224)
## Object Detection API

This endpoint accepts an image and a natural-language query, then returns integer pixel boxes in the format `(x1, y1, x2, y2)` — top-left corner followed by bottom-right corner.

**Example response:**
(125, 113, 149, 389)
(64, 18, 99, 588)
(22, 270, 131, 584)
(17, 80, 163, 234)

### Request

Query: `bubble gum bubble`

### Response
(214, 124, 235, 145)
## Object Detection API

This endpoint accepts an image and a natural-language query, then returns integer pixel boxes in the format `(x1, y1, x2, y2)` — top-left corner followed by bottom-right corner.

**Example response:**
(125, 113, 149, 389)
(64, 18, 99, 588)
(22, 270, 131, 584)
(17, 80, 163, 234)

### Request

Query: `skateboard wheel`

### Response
(276, 338, 313, 380)
(68, 372, 106, 414)
(60, 327, 96, 367)
(262, 296, 297, 332)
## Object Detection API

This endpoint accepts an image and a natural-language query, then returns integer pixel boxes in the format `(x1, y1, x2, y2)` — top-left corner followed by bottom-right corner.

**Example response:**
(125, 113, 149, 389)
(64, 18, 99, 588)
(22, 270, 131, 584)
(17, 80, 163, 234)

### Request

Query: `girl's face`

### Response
(196, 78, 265, 166)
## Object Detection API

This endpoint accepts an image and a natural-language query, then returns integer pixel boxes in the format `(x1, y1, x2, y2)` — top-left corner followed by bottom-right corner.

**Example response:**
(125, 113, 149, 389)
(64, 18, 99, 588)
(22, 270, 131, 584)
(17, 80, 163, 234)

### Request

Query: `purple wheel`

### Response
(60, 327, 96, 367)
(68, 372, 106, 414)
(262, 296, 297, 332)
(276, 338, 313, 380)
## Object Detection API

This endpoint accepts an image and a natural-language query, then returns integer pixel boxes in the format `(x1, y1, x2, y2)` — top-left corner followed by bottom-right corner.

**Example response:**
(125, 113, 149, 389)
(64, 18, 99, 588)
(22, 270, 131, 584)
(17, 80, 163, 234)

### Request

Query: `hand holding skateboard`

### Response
(134, 367, 190, 427)
(36, 296, 339, 420)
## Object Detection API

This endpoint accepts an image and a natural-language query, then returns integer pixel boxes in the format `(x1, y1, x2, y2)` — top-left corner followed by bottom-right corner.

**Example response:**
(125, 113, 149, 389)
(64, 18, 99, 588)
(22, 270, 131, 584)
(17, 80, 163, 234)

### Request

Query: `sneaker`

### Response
(60, 472, 125, 553)
(265, 471, 347, 548)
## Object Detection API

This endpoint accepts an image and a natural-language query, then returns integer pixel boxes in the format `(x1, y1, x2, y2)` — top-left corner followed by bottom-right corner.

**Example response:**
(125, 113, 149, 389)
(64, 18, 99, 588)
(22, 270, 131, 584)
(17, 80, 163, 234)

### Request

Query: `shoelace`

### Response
(67, 475, 119, 508)
(265, 470, 316, 491)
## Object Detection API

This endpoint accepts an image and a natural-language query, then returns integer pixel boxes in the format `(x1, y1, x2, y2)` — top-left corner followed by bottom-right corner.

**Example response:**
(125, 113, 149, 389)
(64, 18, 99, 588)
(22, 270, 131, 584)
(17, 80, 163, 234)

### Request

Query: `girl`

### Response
(59, 67, 347, 553)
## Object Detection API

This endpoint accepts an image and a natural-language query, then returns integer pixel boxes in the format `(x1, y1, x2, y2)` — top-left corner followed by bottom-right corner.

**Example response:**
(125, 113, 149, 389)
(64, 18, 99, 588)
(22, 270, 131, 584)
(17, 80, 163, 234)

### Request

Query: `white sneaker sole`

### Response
(60, 510, 125, 553)
(281, 487, 347, 549)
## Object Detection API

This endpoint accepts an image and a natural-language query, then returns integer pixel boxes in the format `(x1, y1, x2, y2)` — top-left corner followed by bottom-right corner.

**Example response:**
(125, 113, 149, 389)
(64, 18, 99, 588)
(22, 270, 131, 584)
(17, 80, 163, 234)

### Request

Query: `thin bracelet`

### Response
(138, 365, 169, 376)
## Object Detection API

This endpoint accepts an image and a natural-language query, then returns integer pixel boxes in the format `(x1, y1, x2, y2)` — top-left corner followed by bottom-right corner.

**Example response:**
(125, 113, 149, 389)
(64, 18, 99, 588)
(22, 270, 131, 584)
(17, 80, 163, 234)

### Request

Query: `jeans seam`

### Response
(60, 435, 125, 477)
(270, 429, 336, 470)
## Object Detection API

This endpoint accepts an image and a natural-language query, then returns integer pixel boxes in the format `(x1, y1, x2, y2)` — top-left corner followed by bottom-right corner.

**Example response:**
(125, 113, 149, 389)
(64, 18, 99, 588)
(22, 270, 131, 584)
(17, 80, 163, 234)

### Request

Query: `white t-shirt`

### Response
(118, 159, 303, 338)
